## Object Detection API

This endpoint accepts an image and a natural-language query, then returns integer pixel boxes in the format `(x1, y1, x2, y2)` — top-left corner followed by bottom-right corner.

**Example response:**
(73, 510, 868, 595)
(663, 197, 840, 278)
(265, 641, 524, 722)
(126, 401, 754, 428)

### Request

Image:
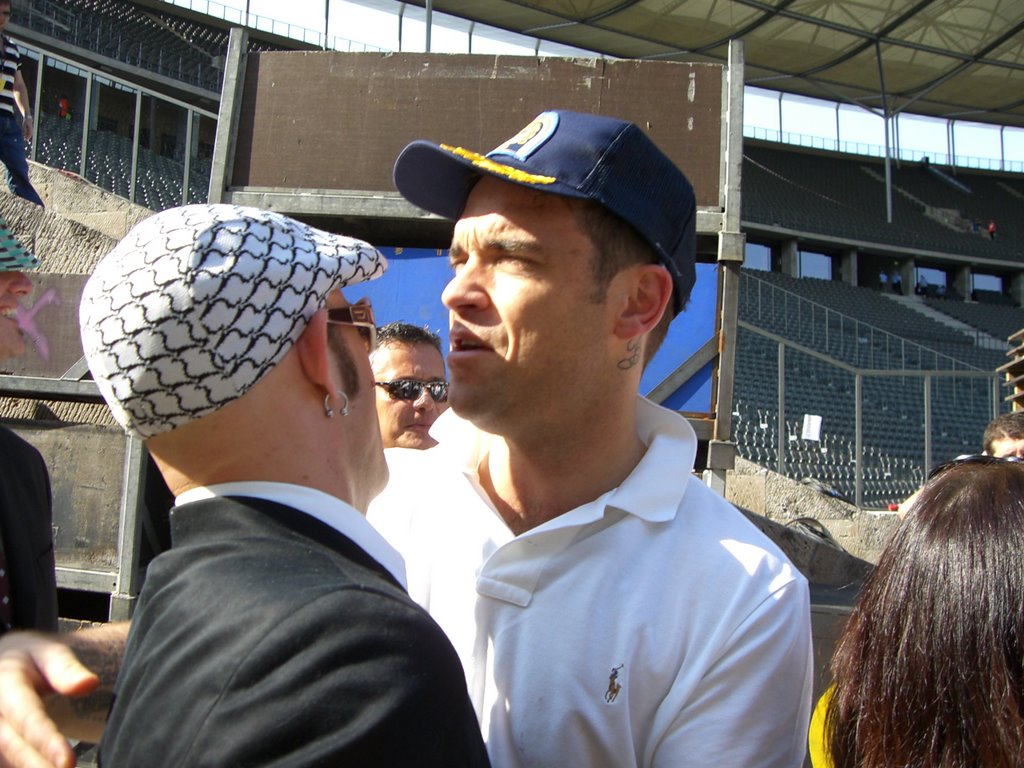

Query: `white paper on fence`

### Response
(802, 414, 822, 441)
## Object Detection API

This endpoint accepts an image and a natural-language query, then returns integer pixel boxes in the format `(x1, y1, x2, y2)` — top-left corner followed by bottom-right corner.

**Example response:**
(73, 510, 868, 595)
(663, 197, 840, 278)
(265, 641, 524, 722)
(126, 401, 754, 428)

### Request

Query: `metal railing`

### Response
(743, 125, 1024, 174)
(157, 0, 385, 52)
(733, 323, 1001, 509)
(740, 271, 990, 373)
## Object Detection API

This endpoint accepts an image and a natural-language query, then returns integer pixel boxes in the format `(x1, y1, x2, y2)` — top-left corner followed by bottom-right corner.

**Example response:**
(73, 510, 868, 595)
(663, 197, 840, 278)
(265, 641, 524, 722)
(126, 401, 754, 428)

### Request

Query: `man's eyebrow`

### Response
(449, 237, 542, 260)
(493, 237, 542, 255)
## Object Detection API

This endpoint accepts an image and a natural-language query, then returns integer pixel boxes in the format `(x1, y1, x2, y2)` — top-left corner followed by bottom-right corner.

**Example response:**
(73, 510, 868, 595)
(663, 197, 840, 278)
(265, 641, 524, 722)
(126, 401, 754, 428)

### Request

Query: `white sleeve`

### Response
(653, 574, 814, 768)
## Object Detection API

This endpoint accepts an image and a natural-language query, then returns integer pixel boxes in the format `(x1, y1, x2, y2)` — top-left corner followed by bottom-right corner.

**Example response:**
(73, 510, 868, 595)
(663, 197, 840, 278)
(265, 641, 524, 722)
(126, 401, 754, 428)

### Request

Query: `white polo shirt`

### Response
(369, 398, 813, 768)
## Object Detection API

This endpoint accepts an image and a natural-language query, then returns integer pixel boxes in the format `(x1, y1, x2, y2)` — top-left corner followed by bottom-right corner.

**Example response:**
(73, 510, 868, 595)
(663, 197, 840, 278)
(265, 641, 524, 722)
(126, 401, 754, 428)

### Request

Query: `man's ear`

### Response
(612, 264, 673, 341)
(294, 308, 335, 390)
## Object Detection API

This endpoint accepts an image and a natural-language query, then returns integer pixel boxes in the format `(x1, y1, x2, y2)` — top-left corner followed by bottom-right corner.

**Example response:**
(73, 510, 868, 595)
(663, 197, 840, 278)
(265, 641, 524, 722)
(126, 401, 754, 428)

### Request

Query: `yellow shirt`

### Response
(808, 687, 833, 768)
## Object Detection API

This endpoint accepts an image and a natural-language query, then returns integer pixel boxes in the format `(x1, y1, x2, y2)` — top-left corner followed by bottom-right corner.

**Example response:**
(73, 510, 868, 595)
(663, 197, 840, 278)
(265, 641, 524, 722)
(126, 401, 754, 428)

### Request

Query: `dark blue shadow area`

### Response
(639, 262, 717, 412)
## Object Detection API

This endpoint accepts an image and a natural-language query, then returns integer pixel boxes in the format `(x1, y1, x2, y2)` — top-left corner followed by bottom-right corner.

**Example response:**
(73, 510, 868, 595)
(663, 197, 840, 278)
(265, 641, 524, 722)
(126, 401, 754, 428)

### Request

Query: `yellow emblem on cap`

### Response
(442, 145, 556, 186)
(501, 118, 545, 150)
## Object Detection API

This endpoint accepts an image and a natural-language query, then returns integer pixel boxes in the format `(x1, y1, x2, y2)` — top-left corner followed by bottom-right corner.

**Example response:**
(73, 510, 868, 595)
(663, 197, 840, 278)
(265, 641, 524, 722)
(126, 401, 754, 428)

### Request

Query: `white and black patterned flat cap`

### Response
(80, 204, 387, 438)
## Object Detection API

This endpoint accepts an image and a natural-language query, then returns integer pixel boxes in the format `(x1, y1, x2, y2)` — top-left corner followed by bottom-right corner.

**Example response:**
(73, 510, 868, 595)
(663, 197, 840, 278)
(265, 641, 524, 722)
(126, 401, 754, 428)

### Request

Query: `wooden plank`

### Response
(232, 53, 723, 207)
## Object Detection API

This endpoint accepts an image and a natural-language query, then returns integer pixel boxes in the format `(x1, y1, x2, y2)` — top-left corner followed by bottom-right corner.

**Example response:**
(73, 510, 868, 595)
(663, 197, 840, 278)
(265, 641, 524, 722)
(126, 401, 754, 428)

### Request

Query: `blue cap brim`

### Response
(394, 140, 587, 222)
(394, 141, 484, 221)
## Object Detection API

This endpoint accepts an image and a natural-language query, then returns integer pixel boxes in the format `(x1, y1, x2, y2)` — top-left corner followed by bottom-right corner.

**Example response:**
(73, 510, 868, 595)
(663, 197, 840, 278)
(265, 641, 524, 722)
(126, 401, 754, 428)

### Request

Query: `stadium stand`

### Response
(743, 143, 1024, 264)
(16, 0, 294, 92)
(35, 111, 209, 210)
(737, 139, 1015, 507)
(922, 296, 1024, 342)
(736, 269, 1001, 506)
(739, 270, 1005, 371)
(35, 111, 83, 175)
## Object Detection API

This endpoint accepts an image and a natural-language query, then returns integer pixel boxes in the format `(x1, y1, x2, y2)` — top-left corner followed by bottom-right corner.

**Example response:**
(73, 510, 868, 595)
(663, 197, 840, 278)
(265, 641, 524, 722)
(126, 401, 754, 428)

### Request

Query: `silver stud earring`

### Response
(324, 392, 334, 419)
(337, 390, 349, 417)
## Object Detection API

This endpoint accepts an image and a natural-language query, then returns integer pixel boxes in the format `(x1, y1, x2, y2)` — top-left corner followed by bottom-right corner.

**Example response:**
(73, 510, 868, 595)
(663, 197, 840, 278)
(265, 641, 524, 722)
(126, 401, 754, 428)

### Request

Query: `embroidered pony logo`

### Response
(605, 664, 624, 703)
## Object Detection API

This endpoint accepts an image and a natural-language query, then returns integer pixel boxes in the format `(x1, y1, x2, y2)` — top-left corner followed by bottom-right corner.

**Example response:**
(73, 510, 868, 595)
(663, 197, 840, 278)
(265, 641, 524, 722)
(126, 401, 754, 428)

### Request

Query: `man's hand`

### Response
(20, 115, 31, 142)
(0, 630, 108, 768)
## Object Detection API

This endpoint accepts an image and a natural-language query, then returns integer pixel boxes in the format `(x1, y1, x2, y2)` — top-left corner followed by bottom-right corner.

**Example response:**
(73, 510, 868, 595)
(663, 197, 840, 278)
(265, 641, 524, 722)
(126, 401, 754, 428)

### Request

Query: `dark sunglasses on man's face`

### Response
(375, 379, 449, 403)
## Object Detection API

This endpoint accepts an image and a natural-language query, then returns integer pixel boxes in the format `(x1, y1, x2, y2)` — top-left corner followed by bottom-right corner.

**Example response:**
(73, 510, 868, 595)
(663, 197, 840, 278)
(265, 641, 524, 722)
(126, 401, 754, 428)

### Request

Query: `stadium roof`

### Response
(401, 0, 1024, 129)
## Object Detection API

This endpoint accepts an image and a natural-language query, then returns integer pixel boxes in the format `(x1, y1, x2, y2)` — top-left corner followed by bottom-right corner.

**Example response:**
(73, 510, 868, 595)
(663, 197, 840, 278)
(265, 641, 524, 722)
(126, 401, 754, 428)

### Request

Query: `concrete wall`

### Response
(23, 161, 152, 250)
(726, 457, 902, 563)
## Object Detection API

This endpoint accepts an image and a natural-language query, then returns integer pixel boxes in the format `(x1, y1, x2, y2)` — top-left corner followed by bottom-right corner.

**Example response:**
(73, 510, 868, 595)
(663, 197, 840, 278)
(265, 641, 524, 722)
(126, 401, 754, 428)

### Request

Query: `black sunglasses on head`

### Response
(927, 453, 1024, 481)
(375, 379, 449, 403)
(326, 302, 377, 352)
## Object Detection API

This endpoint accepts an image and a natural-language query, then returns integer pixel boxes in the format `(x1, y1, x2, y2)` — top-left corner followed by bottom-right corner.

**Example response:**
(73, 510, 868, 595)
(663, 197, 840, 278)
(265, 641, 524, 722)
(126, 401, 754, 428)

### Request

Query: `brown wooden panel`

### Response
(233, 53, 722, 207)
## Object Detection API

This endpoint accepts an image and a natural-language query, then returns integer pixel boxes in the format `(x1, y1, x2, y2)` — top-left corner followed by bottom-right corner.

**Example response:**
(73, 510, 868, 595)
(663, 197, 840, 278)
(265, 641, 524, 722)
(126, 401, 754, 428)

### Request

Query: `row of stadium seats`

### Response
(890, 163, 1024, 244)
(733, 398, 983, 508)
(921, 295, 1024, 342)
(731, 402, 929, 506)
(734, 326, 988, 442)
(34, 112, 210, 210)
(743, 144, 1023, 264)
(19, 0, 293, 92)
(733, 275, 998, 508)
(740, 269, 1006, 371)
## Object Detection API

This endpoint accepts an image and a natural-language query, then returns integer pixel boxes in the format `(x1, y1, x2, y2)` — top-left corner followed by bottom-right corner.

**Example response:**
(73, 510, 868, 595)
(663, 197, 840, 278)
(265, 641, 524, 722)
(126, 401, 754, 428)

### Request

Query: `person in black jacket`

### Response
(0, 426, 55, 637)
(0, 204, 489, 768)
(0, 221, 55, 638)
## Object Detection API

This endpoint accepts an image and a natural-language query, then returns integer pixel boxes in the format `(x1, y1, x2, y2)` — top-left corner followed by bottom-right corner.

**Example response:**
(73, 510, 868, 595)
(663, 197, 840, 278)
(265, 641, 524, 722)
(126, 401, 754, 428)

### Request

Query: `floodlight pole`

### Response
(324, 0, 330, 51)
(398, 4, 404, 52)
(425, 0, 432, 52)
(875, 42, 893, 225)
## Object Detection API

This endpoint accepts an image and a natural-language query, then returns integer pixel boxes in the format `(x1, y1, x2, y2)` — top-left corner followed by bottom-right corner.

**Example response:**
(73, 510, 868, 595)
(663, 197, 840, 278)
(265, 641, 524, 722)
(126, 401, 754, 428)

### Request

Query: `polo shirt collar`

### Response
(430, 396, 699, 529)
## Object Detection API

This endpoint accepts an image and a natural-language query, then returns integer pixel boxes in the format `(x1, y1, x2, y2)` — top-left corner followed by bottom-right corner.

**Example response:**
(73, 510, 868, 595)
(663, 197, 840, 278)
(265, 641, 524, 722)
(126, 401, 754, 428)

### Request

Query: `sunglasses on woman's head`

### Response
(927, 453, 1024, 481)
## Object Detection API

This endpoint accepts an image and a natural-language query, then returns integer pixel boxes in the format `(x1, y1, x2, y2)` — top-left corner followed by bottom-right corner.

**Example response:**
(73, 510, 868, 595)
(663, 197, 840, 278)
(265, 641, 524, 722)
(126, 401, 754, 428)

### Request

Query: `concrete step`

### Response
(881, 292, 1007, 350)
(0, 161, 153, 275)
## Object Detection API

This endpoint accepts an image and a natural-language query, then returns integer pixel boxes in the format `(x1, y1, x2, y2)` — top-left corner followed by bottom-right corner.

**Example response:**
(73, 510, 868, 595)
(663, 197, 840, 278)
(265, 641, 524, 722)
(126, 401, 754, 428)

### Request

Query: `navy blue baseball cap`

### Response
(393, 110, 696, 315)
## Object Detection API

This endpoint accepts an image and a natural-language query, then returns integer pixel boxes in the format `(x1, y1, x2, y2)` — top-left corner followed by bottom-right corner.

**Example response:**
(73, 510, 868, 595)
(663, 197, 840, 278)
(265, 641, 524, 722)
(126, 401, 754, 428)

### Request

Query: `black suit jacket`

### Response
(100, 495, 489, 768)
(0, 426, 57, 634)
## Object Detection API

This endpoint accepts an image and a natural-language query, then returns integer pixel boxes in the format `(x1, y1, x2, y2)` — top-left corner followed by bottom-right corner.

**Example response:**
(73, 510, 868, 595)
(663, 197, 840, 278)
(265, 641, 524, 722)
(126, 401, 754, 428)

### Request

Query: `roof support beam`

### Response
(876, 41, 893, 225)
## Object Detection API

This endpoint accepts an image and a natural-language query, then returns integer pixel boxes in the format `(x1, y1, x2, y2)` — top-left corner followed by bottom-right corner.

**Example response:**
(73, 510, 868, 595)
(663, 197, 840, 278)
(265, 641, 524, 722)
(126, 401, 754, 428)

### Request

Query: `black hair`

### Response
(375, 322, 443, 356)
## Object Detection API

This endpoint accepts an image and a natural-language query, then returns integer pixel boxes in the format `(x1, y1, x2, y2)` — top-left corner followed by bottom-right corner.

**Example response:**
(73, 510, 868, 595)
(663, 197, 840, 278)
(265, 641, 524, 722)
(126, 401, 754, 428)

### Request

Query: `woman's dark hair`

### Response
(826, 457, 1024, 768)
